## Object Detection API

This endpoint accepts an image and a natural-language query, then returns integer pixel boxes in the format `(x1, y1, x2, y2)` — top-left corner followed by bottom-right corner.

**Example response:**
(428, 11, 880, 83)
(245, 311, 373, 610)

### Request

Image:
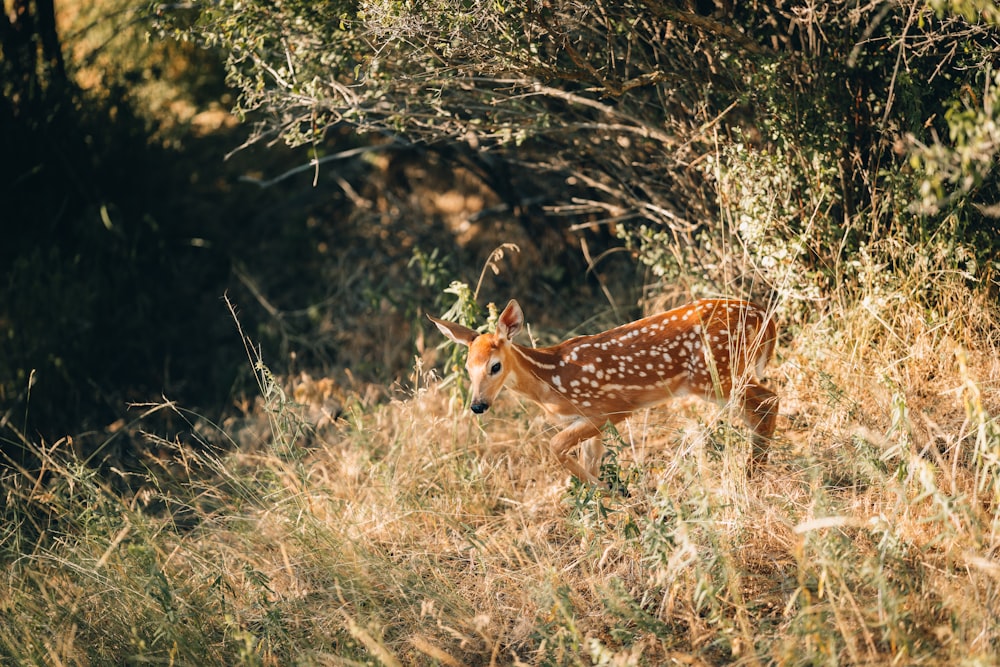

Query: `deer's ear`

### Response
(496, 300, 523, 340)
(428, 314, 479, 347)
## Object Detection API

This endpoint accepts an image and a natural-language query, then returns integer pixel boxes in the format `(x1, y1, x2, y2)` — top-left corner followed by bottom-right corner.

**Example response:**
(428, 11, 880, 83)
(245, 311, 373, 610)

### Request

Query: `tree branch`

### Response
(641, 2, 767, 55)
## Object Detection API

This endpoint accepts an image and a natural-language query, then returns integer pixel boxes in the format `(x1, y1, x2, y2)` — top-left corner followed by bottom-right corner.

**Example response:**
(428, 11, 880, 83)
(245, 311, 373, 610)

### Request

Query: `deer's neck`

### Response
(506, 343, 563, 401)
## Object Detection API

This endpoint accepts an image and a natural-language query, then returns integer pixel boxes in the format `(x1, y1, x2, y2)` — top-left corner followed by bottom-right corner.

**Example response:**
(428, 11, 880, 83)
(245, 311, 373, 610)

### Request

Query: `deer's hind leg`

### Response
(740, 381, 778, 473)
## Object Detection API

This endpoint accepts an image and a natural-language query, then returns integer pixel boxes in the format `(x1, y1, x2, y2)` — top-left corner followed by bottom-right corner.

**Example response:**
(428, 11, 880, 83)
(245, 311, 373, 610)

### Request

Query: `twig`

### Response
(232, 264, 281, 319)
(580, 236, 621, 321)
(882, 0, 922, 128)
(239, 143, 397, 188)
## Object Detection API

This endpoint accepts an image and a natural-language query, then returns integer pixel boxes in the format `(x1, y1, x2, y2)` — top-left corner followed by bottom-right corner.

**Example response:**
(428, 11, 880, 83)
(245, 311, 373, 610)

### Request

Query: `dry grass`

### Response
(3, 266, 1000, 665)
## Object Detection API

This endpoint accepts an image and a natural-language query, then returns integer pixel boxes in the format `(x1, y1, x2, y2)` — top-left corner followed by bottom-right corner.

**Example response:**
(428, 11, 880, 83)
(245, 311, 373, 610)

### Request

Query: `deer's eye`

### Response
(490, 362, 502, 375)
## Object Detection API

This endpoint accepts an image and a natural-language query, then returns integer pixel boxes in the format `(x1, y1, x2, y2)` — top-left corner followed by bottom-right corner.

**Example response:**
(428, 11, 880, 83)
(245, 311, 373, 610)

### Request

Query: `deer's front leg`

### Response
(581, 437, 607, 482)
(550, 419, 604, 485)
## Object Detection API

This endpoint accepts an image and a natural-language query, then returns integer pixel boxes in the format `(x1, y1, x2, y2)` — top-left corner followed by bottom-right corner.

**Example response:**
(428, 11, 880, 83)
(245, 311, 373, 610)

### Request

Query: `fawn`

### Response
(430, 298, 778, 485)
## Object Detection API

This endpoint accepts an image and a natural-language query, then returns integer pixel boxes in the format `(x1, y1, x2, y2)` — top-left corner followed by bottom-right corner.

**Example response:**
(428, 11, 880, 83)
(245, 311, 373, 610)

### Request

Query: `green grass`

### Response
(3, 266, 1000, 665)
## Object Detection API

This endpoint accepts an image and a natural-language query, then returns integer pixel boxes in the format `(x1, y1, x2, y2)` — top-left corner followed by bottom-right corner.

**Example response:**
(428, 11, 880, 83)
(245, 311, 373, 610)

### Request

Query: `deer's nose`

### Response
(470, 402, 489, 414)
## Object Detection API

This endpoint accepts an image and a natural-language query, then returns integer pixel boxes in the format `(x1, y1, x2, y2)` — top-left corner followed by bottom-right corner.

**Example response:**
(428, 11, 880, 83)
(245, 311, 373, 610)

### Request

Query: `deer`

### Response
(429, 298, 778, 487)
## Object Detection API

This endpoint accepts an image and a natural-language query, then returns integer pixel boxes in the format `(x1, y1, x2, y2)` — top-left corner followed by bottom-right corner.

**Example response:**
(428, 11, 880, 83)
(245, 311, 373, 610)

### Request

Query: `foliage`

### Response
(166, 1, 1000, 313)
(162, 0, 752, 234)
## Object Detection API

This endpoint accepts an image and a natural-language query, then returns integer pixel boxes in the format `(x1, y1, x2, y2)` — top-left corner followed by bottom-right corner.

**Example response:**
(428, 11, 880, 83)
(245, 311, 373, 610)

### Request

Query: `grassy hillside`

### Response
(3, 256, 999, 664)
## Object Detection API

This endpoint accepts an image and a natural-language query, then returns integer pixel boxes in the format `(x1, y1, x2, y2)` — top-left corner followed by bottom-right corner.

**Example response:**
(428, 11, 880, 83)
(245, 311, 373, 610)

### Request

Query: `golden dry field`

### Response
(4, 264, 1000, 664)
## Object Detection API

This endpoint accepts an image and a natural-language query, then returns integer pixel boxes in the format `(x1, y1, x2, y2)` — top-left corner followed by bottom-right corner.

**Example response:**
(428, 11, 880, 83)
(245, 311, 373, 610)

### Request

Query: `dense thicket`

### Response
(170, 0, 1000, 304)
